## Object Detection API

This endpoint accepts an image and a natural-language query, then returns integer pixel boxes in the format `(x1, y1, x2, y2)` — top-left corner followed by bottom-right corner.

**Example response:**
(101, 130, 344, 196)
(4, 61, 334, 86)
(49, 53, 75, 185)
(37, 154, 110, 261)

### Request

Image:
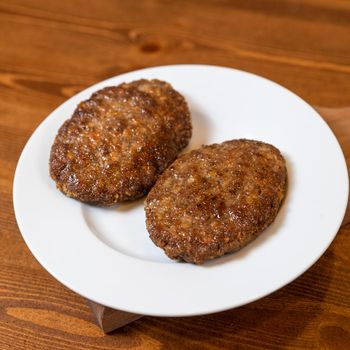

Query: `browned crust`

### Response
(49, 79, 192, 206)
(145, 139, 287, 264)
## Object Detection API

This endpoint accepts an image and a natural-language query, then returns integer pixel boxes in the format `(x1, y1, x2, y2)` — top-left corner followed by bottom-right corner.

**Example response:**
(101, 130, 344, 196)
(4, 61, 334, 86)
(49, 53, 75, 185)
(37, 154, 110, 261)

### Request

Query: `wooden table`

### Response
(1, 1, 350, 348)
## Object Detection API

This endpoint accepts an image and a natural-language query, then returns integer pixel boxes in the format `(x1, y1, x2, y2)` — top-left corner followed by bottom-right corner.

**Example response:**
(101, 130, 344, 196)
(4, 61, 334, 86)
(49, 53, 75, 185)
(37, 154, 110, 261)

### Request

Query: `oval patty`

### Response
(49, 79, 192, 206)
(145, 139, 287, 264)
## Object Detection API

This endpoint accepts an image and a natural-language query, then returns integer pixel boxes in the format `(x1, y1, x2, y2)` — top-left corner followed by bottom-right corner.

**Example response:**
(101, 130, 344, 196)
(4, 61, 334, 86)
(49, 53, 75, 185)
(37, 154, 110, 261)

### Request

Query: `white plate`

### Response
(13, 65, 348, 317)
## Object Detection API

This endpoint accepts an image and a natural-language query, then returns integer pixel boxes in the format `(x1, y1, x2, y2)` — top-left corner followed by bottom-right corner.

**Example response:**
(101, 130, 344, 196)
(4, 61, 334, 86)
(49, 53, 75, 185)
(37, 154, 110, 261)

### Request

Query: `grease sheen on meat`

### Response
(145, 139, 287, 264)
(49, 79, 192, 205)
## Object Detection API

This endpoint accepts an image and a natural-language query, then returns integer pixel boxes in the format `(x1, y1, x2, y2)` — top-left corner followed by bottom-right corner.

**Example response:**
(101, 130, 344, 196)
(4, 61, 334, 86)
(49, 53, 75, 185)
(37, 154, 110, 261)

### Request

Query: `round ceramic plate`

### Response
(13, 65, 348, 317)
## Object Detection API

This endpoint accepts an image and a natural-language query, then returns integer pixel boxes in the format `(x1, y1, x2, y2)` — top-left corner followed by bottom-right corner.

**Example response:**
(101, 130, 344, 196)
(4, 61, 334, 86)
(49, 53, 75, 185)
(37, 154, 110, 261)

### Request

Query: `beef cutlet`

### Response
(49, 79, 192, 206)
(145, 139, 287, 264)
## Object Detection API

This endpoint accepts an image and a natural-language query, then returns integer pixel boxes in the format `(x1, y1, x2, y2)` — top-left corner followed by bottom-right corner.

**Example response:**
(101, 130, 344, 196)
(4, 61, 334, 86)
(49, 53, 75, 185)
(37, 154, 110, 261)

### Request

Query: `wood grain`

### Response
(1, 0, 350, 348)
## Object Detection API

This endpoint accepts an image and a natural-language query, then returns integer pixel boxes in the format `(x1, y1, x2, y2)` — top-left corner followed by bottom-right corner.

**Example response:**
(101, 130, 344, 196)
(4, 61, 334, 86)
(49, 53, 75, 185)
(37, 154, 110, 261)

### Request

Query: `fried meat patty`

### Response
(50, 79, 192, 206)
(145, 139, 287, 264)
